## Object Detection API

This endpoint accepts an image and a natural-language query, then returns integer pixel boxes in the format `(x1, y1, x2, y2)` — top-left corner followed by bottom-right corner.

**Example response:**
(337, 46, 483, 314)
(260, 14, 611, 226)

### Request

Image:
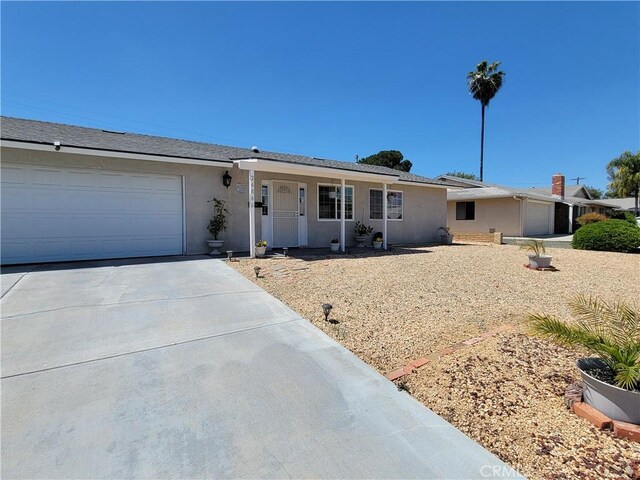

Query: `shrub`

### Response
(572, 220, 640, 252)
(529, 295, 639, 390)
(608, 210, 638, 226)
(576, 212, 607, 226)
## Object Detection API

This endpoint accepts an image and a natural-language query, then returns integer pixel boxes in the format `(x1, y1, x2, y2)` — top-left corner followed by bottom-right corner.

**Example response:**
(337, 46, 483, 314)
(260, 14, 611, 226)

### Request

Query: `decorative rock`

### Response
(564, 382, 583, 409)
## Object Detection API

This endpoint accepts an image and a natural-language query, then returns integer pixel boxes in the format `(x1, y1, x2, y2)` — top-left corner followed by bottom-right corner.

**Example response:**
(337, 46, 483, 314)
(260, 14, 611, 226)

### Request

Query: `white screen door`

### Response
(272, 180, 299, 247)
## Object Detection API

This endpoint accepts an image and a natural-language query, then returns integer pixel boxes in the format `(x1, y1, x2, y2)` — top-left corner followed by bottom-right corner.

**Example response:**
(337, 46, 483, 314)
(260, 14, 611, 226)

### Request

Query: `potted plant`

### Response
(439, 226, 454, 245)
(372, 232, 383, 249)
(255, 240, 267, 257)
(529, 295, 639, 424)
(354, 221, 373, 248)
(207, 198, 229, 255)
(520, 239, 552, 268)
(330, 238, 340, 252)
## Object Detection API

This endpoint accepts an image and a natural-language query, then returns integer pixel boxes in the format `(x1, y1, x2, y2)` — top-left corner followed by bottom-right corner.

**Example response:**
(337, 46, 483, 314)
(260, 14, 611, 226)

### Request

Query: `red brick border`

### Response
(384, 324, 513, 381)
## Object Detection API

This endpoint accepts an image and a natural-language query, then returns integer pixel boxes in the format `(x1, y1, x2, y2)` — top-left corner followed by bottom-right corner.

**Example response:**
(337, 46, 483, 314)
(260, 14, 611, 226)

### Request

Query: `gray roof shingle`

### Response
(1, 116, 448, 186)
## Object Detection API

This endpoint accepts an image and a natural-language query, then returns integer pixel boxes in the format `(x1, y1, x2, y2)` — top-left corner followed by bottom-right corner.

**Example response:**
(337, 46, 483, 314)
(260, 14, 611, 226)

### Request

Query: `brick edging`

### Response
(385, 325, 513, 382)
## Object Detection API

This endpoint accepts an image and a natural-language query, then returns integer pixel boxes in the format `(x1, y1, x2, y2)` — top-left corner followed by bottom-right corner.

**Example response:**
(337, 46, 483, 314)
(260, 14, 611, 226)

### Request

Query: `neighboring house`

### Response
(0, 117, 450, 265)
(596, 197, 638, 215)
(434, 174, 615, 237)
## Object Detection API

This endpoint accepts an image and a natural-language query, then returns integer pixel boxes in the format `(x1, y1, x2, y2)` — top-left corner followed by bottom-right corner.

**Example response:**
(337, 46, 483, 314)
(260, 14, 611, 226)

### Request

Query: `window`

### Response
(261, 185, 269, 216)
(299, 187, 305, 216)
(369, 189, 403, 220)
(456, 201, 475, 220)
(318, 185, 353, 220)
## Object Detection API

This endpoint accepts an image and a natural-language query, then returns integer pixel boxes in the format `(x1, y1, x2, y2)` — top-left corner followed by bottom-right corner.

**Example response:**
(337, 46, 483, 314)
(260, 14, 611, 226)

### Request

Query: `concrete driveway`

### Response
(1, 256, 520, 479)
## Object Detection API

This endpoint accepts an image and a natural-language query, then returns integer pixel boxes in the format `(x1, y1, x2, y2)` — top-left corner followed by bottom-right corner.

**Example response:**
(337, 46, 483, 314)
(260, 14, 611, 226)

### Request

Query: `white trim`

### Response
(248, 169, 256, 258)
(383, 183, 388, 250)
(316, 183, 355, 222)
(368, 187, 404, 221)
(181, 175, 187, 254)
(397, 180, 450, 189)
(1, 140, 231, 168)
(234, 158, 399, 183)
(340, 178, 346, 252)
(298, 183, 308, 246)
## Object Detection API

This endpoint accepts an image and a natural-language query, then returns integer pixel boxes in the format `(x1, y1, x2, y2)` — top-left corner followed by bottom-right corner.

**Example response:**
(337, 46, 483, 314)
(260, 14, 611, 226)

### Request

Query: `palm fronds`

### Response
(528, 295, 640, 390)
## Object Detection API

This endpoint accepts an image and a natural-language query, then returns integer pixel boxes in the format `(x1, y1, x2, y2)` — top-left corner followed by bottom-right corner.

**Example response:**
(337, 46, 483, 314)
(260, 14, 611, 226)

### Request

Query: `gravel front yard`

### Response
(230, 243, 640, 479)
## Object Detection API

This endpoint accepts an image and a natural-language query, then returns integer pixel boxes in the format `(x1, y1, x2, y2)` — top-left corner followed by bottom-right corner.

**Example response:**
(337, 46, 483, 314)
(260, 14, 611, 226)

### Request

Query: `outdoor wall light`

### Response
(222, 170, 232, 188)
(254, 266, 261, 279)
(322, 303, 333, 322)
(54, 141, 61, 151)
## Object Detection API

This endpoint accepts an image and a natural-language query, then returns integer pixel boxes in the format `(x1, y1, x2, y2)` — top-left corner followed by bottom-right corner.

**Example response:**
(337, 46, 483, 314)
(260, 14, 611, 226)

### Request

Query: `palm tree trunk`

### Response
(480, 104, 485, 182)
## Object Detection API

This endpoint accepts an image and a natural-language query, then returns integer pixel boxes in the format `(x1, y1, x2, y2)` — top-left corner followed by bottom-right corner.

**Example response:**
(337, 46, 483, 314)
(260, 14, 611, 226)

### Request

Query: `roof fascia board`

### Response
(1, 140, 231, 168)
(396, 180, 449, 189)
(233, 158, 399, 183)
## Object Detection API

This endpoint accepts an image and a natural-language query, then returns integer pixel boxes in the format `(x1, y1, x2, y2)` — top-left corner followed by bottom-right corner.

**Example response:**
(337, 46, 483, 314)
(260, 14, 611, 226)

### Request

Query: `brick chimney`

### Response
(552, 173, 565, 198)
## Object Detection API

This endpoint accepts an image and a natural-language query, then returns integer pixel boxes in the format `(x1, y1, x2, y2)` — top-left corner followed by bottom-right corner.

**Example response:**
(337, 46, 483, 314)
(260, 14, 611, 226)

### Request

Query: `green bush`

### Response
(572, 220, 640, 252)
(608, 210, 638, 226)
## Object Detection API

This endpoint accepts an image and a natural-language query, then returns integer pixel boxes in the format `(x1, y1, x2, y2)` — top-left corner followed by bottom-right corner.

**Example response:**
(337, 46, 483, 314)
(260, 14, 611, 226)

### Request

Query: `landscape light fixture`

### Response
(254, 266, 261, 279)
(322, 303, 333, 322)
(222, 170, 232, 188)
(226, 250, 233, 260)
(283, 247, 288, 257)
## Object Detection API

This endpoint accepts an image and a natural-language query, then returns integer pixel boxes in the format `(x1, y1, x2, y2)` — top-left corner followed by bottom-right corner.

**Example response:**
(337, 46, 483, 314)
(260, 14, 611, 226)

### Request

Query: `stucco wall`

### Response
(1, 147, 246, 254)
(3, 147, 447, 255)
(254, 172, 446, 247)
(447, 197, 523, 236)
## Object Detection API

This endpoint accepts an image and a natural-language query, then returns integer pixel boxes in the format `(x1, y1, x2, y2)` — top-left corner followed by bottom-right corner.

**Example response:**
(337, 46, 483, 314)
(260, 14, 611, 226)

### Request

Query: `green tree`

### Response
(467, 60, 505, 182)
(446, 171, 480, 180)
(606, 151, 640, 215)
(584, 185, 604, 200)
(357, 150, 412, 172)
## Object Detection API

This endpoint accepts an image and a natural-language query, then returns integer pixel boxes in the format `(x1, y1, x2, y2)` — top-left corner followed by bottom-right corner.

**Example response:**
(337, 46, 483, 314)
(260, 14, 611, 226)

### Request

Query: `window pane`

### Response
(319, 186, 335, 219)
(456, 202, 466, 220)
(299, 188, 305, 216)
(466, 201, 475, 220)
(387, 191, 403, 220)
(261, 185, 269, 216)
(370, 189, 383, 219)
(336, 186, 354, 220)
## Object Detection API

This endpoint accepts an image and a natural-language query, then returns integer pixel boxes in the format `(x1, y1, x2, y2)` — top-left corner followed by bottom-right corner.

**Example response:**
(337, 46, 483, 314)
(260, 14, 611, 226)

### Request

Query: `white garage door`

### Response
(1, 164, 184, 265)
(525, 202, 551, 236)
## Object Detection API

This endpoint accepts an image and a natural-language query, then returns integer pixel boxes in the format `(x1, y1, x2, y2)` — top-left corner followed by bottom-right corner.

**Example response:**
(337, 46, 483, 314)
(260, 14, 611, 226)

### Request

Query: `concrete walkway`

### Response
(1, 256, 521, 479)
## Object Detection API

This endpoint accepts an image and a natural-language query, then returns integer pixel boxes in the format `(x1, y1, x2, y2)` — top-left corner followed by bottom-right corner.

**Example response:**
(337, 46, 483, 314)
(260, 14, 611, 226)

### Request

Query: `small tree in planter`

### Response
(354, 221, 373, 248)
(529, 295, 639, 423)
(520, 239, 552, 268)
(207, 198, 230, 255)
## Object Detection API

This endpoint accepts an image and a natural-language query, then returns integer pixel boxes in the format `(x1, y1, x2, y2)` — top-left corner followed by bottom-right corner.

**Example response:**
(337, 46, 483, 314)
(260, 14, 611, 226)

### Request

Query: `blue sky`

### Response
(2, 1, 638, 191)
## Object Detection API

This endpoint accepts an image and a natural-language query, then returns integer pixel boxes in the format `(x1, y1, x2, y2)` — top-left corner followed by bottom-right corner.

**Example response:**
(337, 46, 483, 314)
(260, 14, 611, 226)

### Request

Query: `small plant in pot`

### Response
(207, 198, 229, 255)
(438, 226, 454, 245)
(520, 239, 552, 268)
(372, 232, 383, 249)
(529, 295, 640, 424)
(330, 238, 340, 252)
(354, 221, 373, 248)
(255, 240, 267, 258)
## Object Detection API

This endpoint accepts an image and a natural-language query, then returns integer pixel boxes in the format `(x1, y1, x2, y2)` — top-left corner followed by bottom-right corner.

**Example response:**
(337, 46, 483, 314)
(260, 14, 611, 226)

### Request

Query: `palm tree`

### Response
(467, 61, 505, 182)
(606, 151, 640, 216)
(529, 295, 639, 390)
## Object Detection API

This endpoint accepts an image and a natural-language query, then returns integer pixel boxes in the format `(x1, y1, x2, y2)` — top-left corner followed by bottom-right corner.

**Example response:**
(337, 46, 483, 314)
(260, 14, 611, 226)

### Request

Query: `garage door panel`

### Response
(526, 202, 551, 236)
(1, 164, 184, 264)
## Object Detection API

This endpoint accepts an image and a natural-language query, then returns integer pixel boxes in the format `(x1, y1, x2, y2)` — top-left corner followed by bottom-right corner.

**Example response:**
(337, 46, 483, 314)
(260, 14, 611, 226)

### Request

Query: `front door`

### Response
(272, 180, 299, 247)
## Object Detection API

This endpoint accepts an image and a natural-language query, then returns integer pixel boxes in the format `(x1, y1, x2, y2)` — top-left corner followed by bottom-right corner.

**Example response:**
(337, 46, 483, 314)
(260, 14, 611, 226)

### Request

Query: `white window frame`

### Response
(369, 188, 403, 221)
(317, 183, 354, 222)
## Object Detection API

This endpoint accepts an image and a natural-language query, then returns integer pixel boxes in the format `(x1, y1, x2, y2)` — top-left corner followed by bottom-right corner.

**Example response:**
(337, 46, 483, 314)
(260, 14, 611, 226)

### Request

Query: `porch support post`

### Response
(568, 204, 573, 234)
(249, 169, 256, 258)
(383, 183, 388, 250)
(340, 178, 346, 252)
